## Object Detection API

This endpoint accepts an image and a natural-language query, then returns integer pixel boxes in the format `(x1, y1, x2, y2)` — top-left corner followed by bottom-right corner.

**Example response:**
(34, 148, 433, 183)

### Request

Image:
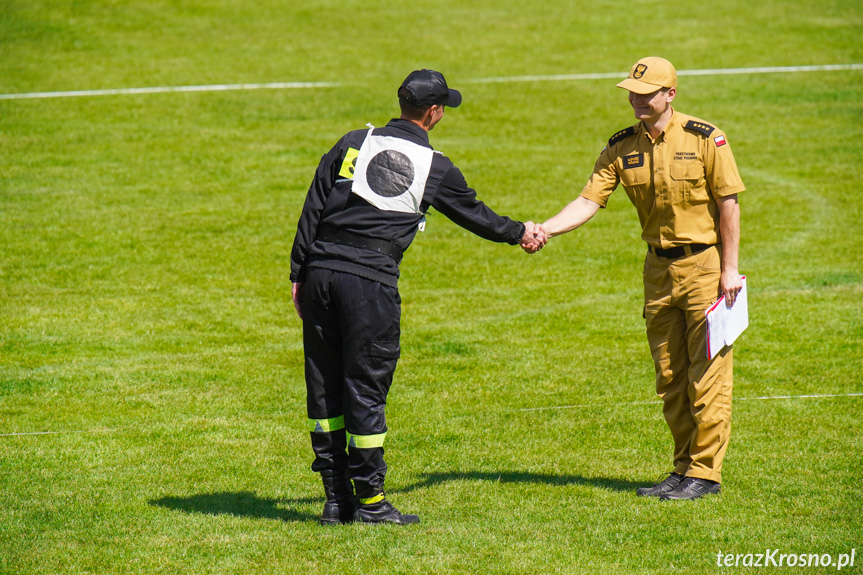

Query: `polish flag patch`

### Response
(714, 135, 727, 147)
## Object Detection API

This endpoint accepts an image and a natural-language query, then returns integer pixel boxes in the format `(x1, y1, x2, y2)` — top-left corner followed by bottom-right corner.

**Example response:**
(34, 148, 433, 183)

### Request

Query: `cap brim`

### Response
(616, 78, 664, 95)
(445, 89, 462, 108)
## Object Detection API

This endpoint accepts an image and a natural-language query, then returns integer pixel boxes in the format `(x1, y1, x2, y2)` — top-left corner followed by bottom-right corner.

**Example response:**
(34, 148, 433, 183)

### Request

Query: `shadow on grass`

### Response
(149, 472, 641, 523)
(149, 492, 318, 523)
(396, 471, 644, 494)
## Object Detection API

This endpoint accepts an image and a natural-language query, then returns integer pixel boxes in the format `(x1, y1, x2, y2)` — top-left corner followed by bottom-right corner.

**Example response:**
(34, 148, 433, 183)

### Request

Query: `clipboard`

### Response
(706, 276, 748, 360)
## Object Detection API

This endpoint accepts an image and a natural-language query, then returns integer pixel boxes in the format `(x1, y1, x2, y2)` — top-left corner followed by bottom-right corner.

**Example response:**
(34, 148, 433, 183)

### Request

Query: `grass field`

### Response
(1, 1, 862, 573)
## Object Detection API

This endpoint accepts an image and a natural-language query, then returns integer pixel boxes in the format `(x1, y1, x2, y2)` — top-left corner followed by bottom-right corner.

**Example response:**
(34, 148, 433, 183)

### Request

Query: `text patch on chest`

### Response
(674, 152, 698, 161)
(623, 153, 644, 169)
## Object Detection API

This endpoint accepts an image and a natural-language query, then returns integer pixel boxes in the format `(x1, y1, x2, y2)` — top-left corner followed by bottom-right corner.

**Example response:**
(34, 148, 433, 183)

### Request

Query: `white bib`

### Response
(351, 128, 434, 215)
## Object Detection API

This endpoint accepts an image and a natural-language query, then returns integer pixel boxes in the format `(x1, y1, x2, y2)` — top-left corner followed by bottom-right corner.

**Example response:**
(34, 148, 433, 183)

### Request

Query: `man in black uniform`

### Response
(290, 69, 545, 525)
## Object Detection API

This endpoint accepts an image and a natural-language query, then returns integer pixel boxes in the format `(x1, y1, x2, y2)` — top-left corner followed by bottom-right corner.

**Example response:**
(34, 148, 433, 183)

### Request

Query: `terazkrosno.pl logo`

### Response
(716, 549, 856, 570)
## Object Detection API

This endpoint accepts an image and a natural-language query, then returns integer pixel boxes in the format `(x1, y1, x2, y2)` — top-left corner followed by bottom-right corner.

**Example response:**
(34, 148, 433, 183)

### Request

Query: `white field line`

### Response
(1, 64, 860, 101)
(515, 392, 863, 412)
(0, 81, 340, 101)
(0, 428, 118, 437)
(467, 63, 863, 84)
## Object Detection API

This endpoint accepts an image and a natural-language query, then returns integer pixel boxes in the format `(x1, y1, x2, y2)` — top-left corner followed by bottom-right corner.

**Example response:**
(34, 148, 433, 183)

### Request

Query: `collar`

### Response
(385, 118, 431, 144)
(639, 107, 679, 143)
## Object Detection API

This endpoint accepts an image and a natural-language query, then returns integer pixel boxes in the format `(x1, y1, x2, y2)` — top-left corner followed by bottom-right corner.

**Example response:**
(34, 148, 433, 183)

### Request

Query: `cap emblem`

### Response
(633, 64, 648, 79)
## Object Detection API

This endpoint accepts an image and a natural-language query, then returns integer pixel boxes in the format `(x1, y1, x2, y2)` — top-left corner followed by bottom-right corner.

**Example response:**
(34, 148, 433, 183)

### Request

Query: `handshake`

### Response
(519, 221, 549, 254)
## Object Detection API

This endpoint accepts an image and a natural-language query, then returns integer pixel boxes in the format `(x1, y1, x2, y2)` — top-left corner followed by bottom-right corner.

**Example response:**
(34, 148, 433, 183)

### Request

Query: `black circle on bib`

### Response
(367, 150, 415, 198)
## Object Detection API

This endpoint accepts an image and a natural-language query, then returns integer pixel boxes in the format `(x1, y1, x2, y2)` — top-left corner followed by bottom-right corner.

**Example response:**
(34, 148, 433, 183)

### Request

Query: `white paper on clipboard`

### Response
(706, 276, 748, 360)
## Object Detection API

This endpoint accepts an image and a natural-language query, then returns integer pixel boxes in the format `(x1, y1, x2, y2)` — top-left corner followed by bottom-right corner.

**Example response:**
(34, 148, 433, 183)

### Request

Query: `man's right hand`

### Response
(292, 282, 304, 319)
(520, 221, 548, 254)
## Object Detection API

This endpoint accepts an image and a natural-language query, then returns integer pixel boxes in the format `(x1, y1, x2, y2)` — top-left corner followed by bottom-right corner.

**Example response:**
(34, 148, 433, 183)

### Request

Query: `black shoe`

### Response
(321, 497, 355, 525)
(660, 477, 721, 501)
(320, 472, 355, 525)
(353, 498, 420, 525)
(636, 472, 684, 497)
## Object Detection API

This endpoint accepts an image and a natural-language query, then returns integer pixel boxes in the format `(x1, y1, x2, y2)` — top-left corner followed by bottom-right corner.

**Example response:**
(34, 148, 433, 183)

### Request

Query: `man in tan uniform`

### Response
(540, 57, 744, 500)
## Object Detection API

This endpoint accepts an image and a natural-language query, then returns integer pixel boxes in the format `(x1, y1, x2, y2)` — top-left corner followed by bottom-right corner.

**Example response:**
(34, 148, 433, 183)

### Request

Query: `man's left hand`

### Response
(720, 270, 742, 308)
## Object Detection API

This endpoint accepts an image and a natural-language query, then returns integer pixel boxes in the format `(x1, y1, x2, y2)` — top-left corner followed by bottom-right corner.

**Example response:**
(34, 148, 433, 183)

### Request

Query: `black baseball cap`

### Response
(399, 69, 462, 108)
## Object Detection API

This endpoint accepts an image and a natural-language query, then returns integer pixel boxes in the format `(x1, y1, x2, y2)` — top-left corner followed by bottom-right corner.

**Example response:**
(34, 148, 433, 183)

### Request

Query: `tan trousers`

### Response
(643, 246, 732, 483)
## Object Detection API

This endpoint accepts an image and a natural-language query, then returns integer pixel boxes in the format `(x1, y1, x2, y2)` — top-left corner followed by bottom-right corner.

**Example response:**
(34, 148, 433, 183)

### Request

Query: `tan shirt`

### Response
(580, 109, 745, 249)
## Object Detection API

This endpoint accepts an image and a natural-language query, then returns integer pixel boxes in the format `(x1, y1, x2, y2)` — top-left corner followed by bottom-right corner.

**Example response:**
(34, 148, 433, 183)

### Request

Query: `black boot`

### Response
(353, 496, 419, 525)
(320, 471, 355, 525)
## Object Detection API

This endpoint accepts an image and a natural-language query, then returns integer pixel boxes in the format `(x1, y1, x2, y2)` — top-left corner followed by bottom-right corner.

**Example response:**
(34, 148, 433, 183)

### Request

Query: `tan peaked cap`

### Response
(616, 57, 677, 94)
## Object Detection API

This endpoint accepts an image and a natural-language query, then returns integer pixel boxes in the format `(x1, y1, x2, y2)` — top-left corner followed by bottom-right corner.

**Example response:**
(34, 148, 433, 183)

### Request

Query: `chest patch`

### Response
(623, 153, 644, 169)
(674, 152, 698, 160)
(351, 128, 434, 214)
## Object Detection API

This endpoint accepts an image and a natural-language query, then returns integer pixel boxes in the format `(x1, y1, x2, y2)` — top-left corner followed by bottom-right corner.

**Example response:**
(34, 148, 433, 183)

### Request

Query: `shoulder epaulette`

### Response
(684, 120, 715, 137)
(608, 126, 636, 147)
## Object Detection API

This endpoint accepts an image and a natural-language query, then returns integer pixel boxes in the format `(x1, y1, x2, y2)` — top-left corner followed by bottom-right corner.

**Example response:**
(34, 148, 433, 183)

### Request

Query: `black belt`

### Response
(648, 243, 712, 259)
(317, 225, 403, 261)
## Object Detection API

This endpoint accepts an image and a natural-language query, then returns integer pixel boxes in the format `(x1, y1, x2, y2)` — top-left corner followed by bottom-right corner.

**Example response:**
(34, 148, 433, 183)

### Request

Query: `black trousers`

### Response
(302, 267, 401, 499)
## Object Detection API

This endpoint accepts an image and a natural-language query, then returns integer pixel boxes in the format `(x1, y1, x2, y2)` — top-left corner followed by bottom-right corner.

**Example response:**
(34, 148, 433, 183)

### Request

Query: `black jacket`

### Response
(290, 118, 525, 287)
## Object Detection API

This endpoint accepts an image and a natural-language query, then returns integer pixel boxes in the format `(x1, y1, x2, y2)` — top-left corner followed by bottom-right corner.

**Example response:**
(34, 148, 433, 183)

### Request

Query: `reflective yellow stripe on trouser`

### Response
(347, 431, 387, 504)
(307, 415, 345, 433)
(346, 431, 387, 449)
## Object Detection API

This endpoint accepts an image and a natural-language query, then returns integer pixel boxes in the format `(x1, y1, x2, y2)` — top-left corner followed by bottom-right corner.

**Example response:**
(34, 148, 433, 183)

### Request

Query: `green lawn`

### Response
(1, 1, 861, 573)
